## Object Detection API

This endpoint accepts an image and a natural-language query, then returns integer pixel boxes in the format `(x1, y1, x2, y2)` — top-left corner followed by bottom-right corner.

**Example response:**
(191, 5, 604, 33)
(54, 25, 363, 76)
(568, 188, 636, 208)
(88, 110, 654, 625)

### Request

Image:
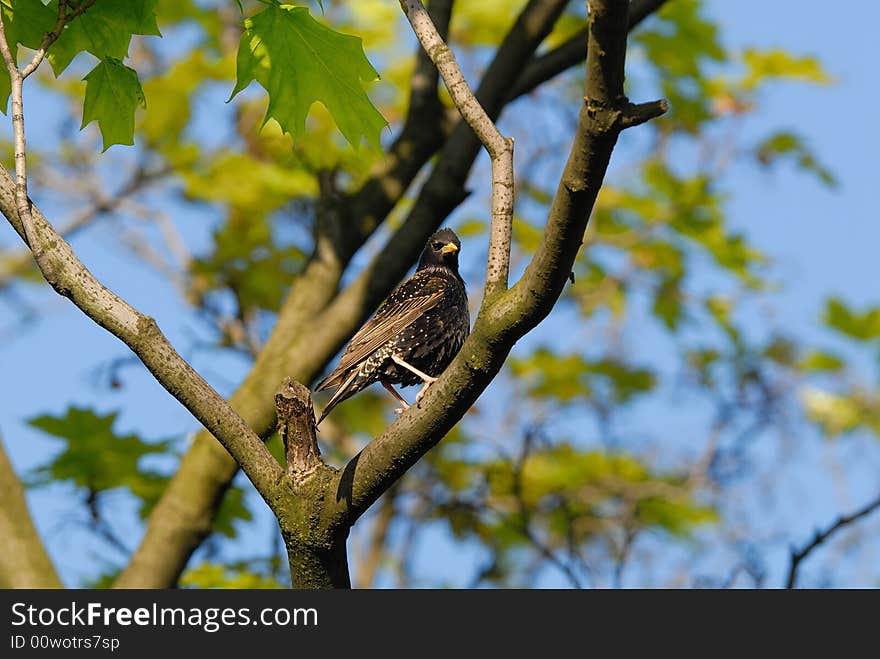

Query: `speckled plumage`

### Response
(316, 229, 469, 424)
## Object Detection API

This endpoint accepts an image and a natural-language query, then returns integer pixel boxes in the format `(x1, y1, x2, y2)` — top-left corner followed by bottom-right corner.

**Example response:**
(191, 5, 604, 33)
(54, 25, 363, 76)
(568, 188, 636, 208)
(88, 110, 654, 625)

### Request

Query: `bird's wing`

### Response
(316, 275, 446, 390)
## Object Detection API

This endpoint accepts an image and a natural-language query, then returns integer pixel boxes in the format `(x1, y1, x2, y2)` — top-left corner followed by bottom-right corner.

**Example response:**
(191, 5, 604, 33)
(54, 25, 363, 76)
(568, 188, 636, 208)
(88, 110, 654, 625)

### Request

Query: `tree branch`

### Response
(400, 0, 514, 297)
(405, 0, 454, 123)
(116, 0, 668, 588)
(0, 432, 62, 588)
(328, 0, 666, 527)
(786, 492, 880, 588)
(508, 0, 668, 101)
(21, 0, 99, 80)
(0, 2, 287, 525)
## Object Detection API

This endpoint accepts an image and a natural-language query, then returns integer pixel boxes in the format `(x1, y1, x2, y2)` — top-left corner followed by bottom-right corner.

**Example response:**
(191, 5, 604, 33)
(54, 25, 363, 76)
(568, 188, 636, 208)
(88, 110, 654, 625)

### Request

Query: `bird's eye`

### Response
(432, 241, 444, 250)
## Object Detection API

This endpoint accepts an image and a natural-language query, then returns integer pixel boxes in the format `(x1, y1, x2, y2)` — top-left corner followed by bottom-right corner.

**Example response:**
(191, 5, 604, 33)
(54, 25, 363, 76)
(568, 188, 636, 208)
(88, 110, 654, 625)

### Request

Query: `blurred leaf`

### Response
(182, 151, 317, 210)
(763, 336, 797, 366)
(801, 386, 880, 437)
(27, 407, 172, 513)
(636, 0, 725, 133)
(799, 350, 845, 372)
(429, 443, 716, 562)
(706, 295, 739, 343)
(510, 349, 655, 404)
(141, 50, 231, 147)
(824, 298, 880, 341)
(230, 4, 386, 149)
(213, 485, 252, 538)
(456, 219, 487, 238)
(190, 209, 305, 314)
(181, 562, 283, 589)
(741, 48, 831, 90)
(756, 131, 836, 187)
(652, 274, 685, 330)
(450, 0, 529, 47)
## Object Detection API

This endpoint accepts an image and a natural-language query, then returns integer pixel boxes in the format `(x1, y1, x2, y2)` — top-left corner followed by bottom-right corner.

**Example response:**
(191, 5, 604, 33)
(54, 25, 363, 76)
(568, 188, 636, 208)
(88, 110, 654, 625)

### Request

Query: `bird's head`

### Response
(418, 228, 461, 271)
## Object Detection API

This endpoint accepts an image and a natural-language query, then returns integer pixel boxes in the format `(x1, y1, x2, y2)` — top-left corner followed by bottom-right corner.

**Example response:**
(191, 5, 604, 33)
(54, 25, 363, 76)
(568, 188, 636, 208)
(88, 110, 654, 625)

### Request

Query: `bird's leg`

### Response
(381, 380, 410, 415)
(391, 355, 438, 405)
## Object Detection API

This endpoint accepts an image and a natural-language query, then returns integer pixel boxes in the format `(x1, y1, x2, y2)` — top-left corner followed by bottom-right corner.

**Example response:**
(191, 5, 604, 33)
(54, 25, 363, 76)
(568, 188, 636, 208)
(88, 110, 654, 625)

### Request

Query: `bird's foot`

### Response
(415, 378, 437, 404)
(394, 406, 408, 415)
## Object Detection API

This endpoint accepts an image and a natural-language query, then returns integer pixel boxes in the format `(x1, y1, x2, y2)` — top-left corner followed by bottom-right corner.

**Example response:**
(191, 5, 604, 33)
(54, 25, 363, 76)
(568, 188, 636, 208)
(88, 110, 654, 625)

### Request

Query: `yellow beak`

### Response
(440, 242, 459, 255)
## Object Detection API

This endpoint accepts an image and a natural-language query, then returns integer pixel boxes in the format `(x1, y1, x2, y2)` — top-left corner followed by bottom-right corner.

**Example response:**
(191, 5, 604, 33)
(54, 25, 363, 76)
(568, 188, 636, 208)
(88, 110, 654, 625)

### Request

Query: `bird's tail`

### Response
(316, 368, 360, 425)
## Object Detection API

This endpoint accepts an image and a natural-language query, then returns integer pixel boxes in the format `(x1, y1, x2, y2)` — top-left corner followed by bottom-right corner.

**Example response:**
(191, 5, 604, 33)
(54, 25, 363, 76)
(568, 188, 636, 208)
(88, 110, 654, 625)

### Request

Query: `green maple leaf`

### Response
(1, 0, 55, 49)
(47, 0, 161, 76)
(27, 407, 173, 501)
(81, 58, 146, 150)
(230, 5, 386, 150)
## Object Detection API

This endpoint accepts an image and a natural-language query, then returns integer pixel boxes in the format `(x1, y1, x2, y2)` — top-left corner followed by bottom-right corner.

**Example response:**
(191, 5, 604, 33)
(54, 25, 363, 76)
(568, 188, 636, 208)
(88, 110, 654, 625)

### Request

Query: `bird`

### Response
(315, 228, 470, 425)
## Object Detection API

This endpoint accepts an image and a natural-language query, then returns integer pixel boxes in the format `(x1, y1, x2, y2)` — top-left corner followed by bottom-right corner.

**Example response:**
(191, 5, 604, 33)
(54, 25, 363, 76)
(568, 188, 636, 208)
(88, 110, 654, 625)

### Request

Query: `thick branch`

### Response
(786, 493, 880, 588)
(117, 0, 666, 588)
(0, 167, 284, 505)
(330, 0, 666, 526)
(497, 0, 667, 335)
(509, 0, 668, 100)
(0, 433, 62, 588)
(1, 10, 281, 513)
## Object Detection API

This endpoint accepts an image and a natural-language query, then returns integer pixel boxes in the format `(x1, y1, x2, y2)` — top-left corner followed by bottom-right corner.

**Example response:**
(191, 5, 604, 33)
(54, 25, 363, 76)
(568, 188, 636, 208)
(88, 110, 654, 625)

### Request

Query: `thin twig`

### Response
(786, 492, 880, 588)
(399, 0, 514, 299)
(0, 165, 169, 290)
(0, 0, 98, 264)
(21, 0, 99, 80)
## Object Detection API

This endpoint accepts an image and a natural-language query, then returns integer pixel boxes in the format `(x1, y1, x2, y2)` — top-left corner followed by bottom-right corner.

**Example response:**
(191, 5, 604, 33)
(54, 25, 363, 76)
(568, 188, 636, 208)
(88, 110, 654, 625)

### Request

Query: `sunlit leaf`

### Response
(824, 298, 880, 341)
(230, 4, 386, 149)
(81, 58, 146, 150)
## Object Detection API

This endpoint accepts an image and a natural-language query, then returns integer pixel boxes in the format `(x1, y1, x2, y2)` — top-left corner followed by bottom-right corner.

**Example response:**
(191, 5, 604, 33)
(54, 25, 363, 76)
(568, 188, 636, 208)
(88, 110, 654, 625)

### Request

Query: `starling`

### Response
(316, 228, 470, 424)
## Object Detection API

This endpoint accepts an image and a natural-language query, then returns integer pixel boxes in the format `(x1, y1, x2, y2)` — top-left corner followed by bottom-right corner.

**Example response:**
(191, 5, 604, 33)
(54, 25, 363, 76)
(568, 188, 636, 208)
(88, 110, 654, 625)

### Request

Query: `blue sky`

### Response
(1, 1, 878, 587)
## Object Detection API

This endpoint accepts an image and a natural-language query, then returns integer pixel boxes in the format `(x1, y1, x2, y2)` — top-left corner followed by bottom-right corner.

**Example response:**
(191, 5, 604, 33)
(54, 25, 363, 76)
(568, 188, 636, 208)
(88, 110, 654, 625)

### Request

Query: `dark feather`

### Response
(316, 228, 469, 424)
(316, 276, 446, 390)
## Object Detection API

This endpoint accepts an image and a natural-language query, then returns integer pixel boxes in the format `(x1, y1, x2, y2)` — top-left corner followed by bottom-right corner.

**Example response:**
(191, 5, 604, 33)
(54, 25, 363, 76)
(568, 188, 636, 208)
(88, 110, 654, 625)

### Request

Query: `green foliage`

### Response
(741, 48, 831, 90)
(213, 485, 253, 538)
(48, 0, 161, 76)
(0, 0, 57, 111)
(230, 4, 386, 149)
(801, 387, 880, 438)
(756, 131, 836, 187)
(636, 0, 724, 133)
(81, 58, 146, 150)
(26, 407, 172, 508)
(798, 350, 845, 373)
(180, 562, 284, 589)
(140, 51, 230, 147)
(449, 0, 529, 47)
(824, 298, 880, 341)
(2, 0, 55, 50)
(189, 209, 305, 315)
(425, 442, 716, 584)
(510, 349, 655, 404)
